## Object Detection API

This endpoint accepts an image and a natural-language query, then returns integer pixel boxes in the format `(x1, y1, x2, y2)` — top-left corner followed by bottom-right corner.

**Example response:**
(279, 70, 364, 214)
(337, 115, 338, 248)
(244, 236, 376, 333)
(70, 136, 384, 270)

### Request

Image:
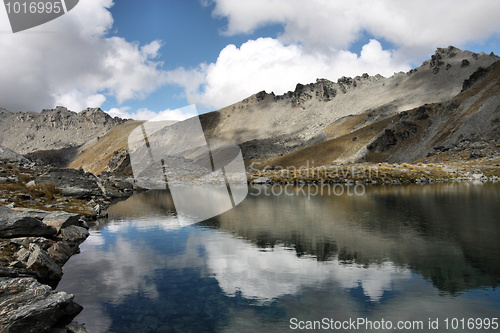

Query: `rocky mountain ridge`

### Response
(0, 46, 498, 175)
(0, 106, 126, 155)
(268, 60, 500, 168)
(200, 46, 499, 163)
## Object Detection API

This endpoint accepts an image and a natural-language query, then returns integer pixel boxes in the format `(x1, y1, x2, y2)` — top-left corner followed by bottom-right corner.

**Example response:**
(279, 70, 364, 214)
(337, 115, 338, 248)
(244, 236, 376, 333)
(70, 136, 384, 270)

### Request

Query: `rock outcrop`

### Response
(0, 146, 31, 166)
(199, 46, 499, 163)
(268, 59, 500, 167)
(0, 277, 83, 333)
(0, 206, 89, 331)
(35, 167, 134, 201)
(0, 206, 56, 238)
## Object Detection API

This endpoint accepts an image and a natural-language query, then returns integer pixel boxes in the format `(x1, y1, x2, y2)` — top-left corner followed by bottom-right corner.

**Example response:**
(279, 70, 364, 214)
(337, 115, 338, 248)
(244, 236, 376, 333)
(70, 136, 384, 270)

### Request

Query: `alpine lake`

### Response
(57, 182, 500, 332)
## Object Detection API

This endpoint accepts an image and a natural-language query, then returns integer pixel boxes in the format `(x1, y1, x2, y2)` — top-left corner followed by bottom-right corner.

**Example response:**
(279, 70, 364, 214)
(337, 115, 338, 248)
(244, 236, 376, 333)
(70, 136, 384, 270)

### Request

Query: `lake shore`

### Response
(0, 162, 140, 333)
(247, 161, 500, 184)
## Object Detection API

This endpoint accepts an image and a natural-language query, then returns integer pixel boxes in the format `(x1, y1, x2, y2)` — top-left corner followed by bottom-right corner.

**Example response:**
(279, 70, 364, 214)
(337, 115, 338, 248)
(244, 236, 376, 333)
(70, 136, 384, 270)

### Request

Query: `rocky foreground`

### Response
(0, 160, 140, 332)
(0, 207, 89, 332)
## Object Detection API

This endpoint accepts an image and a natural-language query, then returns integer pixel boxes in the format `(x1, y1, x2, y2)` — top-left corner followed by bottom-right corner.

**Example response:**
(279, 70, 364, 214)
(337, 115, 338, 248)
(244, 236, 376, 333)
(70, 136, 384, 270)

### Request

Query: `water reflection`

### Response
(58, 183, 500, 332)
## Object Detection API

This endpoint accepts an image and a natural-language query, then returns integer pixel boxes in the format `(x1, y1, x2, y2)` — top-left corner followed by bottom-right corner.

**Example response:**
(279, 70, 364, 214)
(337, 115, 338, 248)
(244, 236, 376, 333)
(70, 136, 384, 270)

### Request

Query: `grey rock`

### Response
(60, 187, 94, 199)
(0, 277, 82, 333)
(0, 145, 31, 165)
(0, 206, 57, 238)
(26, 243, 63, 286)
(60, 226, 89, 244)
(16, 247, 30, 263)
(64, 322, 88, 333)
(12, 207, 52, 220)
(36, 168, 102, 199)
(47, 242, 74, 266)
(251, 177, 272, 184)
(43, 211, 83, 233)
(25, 180, 37, 188)
(11, 236, 52, 250)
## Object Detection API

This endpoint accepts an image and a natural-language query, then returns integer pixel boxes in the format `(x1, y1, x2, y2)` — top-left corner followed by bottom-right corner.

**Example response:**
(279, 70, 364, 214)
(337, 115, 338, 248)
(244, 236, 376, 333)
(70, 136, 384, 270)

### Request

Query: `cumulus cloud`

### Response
(2, 0, 499, 115)
(168, 38, 410, 109)
(106, 105, 198, 121)
(165, 0, 500, 109)
(212, 0, 500, 56)
(0, 0, 167, 112)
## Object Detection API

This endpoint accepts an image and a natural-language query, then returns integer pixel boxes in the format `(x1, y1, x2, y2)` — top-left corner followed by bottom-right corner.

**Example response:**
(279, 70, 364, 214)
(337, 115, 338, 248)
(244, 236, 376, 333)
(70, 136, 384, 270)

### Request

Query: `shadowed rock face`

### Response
(0, 206, 90, 331)
(0, 206, 56, 238)
(0, 277, 82, 333)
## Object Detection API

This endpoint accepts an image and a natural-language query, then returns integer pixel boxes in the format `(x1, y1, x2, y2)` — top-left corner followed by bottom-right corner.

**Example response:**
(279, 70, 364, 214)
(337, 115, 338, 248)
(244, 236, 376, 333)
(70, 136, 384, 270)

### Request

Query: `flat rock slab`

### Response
(0, 206, 56, 238)
(11, 208, 52, 221)
(0, 277, 82, 333)
(43, 211, 82, 234)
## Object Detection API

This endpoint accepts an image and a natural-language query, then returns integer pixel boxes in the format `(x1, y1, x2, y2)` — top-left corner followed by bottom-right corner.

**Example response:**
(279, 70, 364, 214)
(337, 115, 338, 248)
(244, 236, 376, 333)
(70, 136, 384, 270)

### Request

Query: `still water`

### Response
(57, 182, 500, 332)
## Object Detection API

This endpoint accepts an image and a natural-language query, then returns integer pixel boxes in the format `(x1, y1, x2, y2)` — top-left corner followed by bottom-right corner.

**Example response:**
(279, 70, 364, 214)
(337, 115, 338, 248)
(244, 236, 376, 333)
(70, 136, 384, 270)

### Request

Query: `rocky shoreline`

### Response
(0, 207, 89, 332)
(0, 162, 141, 332)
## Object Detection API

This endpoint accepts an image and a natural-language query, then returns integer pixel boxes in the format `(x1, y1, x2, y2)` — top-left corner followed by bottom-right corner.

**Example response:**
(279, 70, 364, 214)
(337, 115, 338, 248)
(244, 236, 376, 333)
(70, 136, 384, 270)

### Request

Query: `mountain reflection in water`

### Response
(58, 183, 500, 332)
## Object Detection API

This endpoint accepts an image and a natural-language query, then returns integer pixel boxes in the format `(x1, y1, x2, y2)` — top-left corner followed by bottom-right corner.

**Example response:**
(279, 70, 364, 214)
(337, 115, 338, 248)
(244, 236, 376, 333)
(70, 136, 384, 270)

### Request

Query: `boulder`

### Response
(59, 226, 89, 244)
(47, 242, 74, 266)
(59, 187, 94, 199)
(26, 243, 63, 286)
(0, 206, 57, 238)
(0, 145, 31, 165)
(0, 277, 82, 333)
(43, 211, 83, 233)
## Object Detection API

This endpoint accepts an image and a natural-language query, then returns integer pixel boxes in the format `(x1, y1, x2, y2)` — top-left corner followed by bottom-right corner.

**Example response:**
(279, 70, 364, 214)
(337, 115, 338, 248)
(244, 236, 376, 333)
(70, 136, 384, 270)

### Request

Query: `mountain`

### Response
(0, 106, 125, 155)
(269, 60, 500, 168)
(199, 46, 499, 164)
(0, 46, 498, 175)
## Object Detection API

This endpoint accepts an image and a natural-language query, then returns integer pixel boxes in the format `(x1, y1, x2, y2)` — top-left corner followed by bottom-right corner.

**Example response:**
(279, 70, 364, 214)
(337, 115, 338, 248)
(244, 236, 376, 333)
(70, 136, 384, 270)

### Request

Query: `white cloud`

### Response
(168, 38, 410, 109)
(166, 0, 500, 109)
(105, 106, 197, 121)
(0, 0, 166, 112)
(2, 0, 499, 115)
(211, 0, 500, 57)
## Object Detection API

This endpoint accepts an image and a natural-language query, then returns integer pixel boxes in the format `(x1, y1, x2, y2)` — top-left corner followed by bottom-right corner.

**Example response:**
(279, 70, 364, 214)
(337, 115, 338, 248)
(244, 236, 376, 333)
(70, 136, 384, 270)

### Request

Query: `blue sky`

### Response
(103, 0, 289, 114)
(1, 0, 499, 119)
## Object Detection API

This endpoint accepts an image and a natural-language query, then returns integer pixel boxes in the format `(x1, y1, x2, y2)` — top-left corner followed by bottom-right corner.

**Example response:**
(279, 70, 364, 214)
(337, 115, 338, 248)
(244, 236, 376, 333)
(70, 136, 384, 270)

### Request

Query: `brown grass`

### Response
(30, 182, 60, 200)
(68, 120, 144, 175)
(0, 163, 96, 218)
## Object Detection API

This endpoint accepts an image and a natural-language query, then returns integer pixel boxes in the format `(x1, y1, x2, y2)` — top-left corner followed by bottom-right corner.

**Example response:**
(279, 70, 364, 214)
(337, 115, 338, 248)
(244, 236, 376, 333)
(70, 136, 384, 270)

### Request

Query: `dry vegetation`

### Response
(0, 163, 95, 217)
(247, 161, 500, 184)
(68, 120, 143, 175)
